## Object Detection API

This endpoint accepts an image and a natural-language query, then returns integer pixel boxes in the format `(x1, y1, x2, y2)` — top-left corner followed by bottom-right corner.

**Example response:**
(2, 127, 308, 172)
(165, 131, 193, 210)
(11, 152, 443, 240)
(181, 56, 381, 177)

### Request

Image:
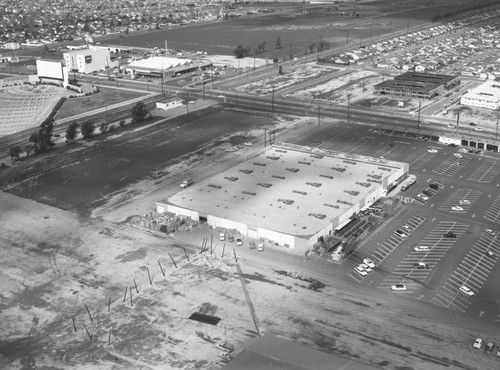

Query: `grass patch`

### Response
(56, 88, 148, 119)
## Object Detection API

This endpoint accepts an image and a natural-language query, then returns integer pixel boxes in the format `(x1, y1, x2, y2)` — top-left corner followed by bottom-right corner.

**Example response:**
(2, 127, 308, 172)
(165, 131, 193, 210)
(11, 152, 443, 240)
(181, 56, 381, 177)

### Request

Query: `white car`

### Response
(391, 284, 407, 291)
(236, 238, 243, 246)
(257, 243, 264, 251)
(359, 263, 373, 273)
(417, 194, 429, 201)
(474, 127, 483, 132)
(485, 229, 496, 236)
(354, 266, 368, 276)
(394, 230, 407, 238)
(447, 124, 455, 128)
(454, 153, 463, 158)
(414, 246, 430, 252)
(428, 149, 438, 153)
(219, 233, 225, 241)
(459, 200, 471, 205)
(363, 258, 376, 269)
(458, 148, 468, 153)
(243, 142, 254, 146)
(459, 285, 475, 296)
(473, 338, 483, 349)
(451, 206, 464, 211)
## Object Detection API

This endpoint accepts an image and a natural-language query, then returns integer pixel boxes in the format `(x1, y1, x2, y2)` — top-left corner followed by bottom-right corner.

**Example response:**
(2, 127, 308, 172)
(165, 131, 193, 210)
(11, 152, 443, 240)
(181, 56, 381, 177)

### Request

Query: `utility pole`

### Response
(253, 52, 256, 70)
(496, 112, 499, 141)
(317, 102, 321, 127)
(417, 100, 421, 130)
(235, 89, 238, 106)
(346, 30, 349, 45)
(264, 128, 268, 147)
(271, 84, 275, 113)
(347, 93, 351, 122)
(329, 91, 332, 108)
(456, 109, 460, 127)
(202, 80, 205, 100)
(289, 43, 292, 60)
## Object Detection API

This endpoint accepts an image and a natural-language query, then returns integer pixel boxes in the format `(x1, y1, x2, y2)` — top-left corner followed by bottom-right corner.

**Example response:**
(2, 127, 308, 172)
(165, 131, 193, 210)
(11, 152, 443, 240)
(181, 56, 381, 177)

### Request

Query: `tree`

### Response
(308, 42, 317, 53)
(35, 118, 55, 154)
(65, 121, 79, 143)
(233, 45, 250, 59)
(318, 40, 330, 52)
(100, 122, 108, 134)
(279, 65, 284, 75)
(9, 145, 22, 161)
(81, 120, 95, 139)
(119, 120, 126, 128)
(275, 36, 282, 49)
(131, 102, 149, 124)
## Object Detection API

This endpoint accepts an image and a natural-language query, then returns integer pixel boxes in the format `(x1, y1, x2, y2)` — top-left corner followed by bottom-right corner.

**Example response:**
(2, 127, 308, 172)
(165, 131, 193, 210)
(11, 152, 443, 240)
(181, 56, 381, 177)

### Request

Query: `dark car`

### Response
(485, 342, 495, 353)
(468, 122, 477, 126)
(249, 241, 256, 249)
(422, 190, 433, 197)
(429, 183, 440, 190)
(228, 235, 234, 242)
(444, 231, 456, 238)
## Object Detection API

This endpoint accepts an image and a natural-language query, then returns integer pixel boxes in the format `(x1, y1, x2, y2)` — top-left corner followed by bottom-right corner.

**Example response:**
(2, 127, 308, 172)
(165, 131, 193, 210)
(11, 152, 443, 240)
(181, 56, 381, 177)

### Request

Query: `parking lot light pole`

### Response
(496, 113, 499, 140)
(456, 110, 460, 127)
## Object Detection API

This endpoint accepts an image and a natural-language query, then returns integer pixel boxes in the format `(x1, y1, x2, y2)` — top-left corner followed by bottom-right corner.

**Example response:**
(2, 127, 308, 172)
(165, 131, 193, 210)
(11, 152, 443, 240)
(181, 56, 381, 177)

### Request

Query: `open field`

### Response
(98, 0, 463, 59)
(55, 88, 148, 120)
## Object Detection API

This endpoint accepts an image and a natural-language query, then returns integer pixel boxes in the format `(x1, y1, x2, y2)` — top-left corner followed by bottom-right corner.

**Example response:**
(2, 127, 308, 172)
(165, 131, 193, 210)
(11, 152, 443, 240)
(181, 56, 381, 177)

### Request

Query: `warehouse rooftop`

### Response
(166, 143, 407, 238)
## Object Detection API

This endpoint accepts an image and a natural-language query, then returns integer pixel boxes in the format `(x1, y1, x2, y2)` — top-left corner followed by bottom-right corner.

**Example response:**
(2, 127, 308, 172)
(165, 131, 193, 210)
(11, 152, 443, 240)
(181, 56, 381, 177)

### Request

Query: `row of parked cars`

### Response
(473, 338, 500, 357)
(219, 233, 264, 251)
(354, 258, 376, 277)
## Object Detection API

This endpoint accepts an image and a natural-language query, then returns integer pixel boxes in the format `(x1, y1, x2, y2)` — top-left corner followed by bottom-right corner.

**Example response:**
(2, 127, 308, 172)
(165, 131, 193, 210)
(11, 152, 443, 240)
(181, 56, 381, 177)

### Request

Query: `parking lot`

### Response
(303, 122, 500, 328)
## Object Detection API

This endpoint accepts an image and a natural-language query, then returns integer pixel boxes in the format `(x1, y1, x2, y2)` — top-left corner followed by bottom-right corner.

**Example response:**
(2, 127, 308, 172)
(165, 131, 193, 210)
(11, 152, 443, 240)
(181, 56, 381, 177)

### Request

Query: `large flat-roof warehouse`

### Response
(157, 144, 408, 254)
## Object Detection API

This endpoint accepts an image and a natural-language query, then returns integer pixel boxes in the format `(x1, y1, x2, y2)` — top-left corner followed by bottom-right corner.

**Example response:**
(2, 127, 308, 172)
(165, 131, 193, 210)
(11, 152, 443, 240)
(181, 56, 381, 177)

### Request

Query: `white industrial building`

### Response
(63, 47, 118, 74)
(461, 80, 500, 110)
(156, 144, 408, 255)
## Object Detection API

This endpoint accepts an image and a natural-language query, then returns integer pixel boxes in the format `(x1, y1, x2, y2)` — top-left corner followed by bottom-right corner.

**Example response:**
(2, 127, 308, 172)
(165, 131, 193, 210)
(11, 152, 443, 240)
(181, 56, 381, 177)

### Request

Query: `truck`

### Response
(180, 178, 193, 188)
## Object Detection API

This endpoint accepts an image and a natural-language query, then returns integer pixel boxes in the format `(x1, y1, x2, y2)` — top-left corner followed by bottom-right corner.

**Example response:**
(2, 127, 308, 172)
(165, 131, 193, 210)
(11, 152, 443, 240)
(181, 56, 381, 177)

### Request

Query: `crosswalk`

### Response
(379, 221, 468, 293)
(484, 196, 500, 223)
(433, 155, 471, 177)
(432, 233, 500, 313)
(467, 160, 499, 183)
(438, 189, 483, 214)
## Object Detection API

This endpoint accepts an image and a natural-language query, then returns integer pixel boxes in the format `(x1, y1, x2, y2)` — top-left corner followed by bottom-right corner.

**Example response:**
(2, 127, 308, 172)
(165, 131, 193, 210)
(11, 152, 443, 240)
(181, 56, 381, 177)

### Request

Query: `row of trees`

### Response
(8, 102, 150, 162)
(233, 37, 330, 59)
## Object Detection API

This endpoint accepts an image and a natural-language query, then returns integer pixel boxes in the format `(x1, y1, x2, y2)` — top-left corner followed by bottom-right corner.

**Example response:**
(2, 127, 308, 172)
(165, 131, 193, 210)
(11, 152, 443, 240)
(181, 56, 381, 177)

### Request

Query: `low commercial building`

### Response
(126, 56, 212, 78)
(460, 80, 500, 110)
(374, 72, 459, 99)
(157, 143, 408, 255)
(156, 98, 183, 110)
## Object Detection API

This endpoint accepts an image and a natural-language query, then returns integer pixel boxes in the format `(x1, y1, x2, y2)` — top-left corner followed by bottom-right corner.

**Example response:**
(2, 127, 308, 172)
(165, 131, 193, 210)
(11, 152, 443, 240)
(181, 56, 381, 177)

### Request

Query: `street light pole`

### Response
(317, 102, 321, 127)
(456, 109, 460, 127)
(264, 128, 268, 147)
(496, 113, 499, 141)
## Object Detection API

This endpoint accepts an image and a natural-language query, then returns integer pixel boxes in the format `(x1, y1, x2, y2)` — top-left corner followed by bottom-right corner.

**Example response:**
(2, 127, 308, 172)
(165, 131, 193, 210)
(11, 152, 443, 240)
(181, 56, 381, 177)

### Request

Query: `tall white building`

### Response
(63, 47, 118, 74)
(461, 81, 500, 110)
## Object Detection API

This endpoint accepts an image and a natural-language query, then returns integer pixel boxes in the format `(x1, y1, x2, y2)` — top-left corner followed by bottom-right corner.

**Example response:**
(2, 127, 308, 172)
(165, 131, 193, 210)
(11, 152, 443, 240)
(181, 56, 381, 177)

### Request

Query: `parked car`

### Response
(402, 224, 411, 232)
(422, 190, 433, 197)
(428, 149, 438, 153)
(216, 341, 234, 353)
(257, 243, 264, 251)
(444, 231, 456, 238)
(236, 238, 243, 246)
(484, 342, 495, 354)
(228, 235, 234, 242)
(485, 229, 496, 236)
(249, 241, 256, 249)
(391, 284, 407, 291)
(354, 266, 368, 276)
(451, 206, 464, 211)
(413, 262, 428, 269)
(218, 352, 232, 361)
(473, 338, 483, 349)
(459, 200, 471, 205)
(394, 229, 407, 238)
(219, 233, 225, 241)
(414, 246, 430, 252)
(468, 122, 477, 126)
(485, 251, 496, 259)
(429, 183, 440, 190)
(359, 263, 373, 273)
(363, 258, 376, 269)
(454, 153, 463, 158)
(459, 285, 474, 296)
